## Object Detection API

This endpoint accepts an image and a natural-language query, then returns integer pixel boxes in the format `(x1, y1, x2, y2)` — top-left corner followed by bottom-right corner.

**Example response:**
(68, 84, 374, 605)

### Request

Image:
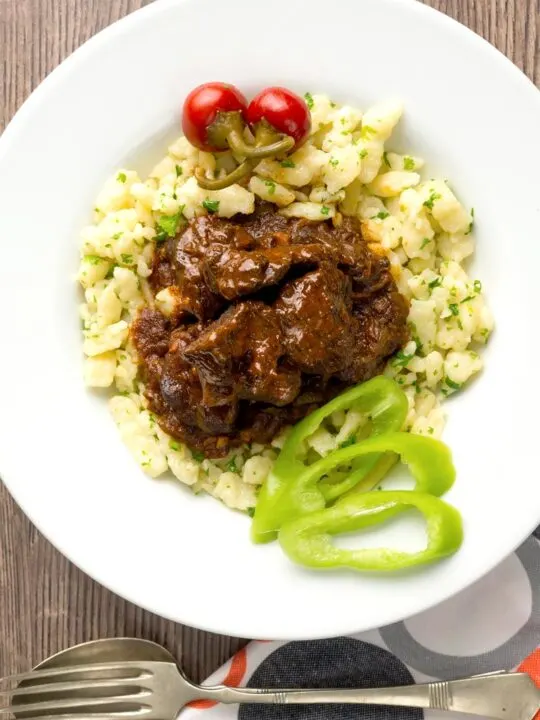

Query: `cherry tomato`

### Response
(247, 87, 311, 149)
(182, 82, 248, 152)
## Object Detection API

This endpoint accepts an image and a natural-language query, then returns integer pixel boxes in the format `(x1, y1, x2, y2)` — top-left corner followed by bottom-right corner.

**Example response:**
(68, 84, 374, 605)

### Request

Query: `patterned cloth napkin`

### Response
(181, 528, 540, 719)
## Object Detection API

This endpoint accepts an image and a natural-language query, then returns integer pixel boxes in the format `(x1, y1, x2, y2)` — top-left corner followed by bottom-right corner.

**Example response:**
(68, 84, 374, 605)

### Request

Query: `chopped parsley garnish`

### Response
(321, 205, 331, 216)
(391, 349, 413, 368)
(175, 164, 183, 177)
(105, 265, 116, 279)
(112, 232, 123, 240)
(247, 507, 256, 518)
(420, 237, 431, 249)
(403, 156, 415, 171)
(202, 198, 220, 214)
(473, 279, 482, 293)
(428, 426, 434, 435)
(445, 377, 462, 391)
(374, 210, 390, 220)
(192, 451, 205, 462)
(121, 253, 133, 265)
(329, 157, 339, 167)
(466, 207, 475, 235)
(85, 255, 103, 265)
(169, 440, 181, 452)
(304, 92, 314, 110)
(280, 159, 296, 168)
(448, 303, 459, 316)
(264, 180, 276, 195)
(358, 148, 368, 159)
(117, 172, 127, 183)
(339, 435, 356, 449)
(428, 277, 441, 289)
(226, 457, 238, 473)
(156, 208, 186, 242)
(361, 125, 376, 139)
(423, 190, 442, 210)
(383, 151, 391, 167)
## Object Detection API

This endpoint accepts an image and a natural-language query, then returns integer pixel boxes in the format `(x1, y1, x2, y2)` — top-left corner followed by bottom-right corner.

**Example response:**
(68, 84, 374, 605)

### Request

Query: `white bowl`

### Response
(0, 0, 539, 640)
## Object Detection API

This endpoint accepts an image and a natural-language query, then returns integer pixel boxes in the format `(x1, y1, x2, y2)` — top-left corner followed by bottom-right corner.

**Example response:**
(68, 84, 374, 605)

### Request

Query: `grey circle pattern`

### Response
(238, 638, 422, 720)
(379, 536, 540, 679)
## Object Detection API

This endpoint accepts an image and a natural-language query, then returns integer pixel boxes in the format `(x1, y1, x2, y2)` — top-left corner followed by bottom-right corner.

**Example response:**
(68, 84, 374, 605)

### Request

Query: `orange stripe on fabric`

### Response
(518, 648, 540, 720)
(188, 646, 248, 710)
(518, 648, 540, 685)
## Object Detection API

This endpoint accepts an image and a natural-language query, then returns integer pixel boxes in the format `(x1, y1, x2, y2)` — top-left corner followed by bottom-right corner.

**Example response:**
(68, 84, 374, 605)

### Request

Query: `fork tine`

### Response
(0, 692, 150, 716)
(1, 675, 143, 698)
(2, 714, 147, 720)
(0, 662, 150, 689)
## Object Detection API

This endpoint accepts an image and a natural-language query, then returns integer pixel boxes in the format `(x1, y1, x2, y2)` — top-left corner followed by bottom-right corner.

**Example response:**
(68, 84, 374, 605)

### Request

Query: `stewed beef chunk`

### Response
(202, 243, 330, 300)
(274, 264, 356, 376)
(160, 327, 239, 435)
(133, 202, 409, 458)
(340, 289, 410, 384)
(184, 301, 301, 406)
(131, 307, 169, 359)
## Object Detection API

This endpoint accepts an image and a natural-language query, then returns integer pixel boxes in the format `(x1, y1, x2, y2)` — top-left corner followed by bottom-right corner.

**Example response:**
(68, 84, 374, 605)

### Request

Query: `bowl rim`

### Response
(1, 0, 540, 640)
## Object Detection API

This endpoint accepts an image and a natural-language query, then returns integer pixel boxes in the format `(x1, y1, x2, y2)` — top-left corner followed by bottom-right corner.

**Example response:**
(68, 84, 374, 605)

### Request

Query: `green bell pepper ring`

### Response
(320, 450, 398, 501)
(335, 452, 399, 500)
(252, 430, 456, 543)
(278, 490, 463, 571)
(251, 377, 408, 544)
(310, 432, 456, 498)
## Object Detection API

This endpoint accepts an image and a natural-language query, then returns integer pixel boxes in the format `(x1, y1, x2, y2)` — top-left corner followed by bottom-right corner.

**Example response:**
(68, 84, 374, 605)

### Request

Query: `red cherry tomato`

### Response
(247, 87, 311, 149)
(182, 82, 248, 152)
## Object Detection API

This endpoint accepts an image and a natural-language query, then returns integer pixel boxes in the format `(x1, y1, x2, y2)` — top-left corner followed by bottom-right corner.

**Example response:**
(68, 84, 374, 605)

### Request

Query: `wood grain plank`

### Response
(421, 0, 539, 83)
(0, 0, 538, 682)
(0, 481, 247, 680)
(0, 0, 155, 132)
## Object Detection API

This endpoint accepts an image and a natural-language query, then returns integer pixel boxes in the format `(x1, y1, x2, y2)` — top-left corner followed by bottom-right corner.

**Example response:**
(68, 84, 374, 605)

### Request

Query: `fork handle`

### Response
(196, 672, 539, 720)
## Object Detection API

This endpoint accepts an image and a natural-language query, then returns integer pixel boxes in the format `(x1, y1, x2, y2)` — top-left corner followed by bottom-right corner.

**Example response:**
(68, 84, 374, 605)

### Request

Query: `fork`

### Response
(1, 661, 539, 720)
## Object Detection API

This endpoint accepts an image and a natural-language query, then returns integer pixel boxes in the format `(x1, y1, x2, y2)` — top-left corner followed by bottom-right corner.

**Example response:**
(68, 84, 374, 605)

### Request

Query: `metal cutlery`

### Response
(1, 638, 538, 720)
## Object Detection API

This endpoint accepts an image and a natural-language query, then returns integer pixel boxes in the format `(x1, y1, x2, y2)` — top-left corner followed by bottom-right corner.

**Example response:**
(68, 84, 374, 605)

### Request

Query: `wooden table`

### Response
(0, 0, 538, 682)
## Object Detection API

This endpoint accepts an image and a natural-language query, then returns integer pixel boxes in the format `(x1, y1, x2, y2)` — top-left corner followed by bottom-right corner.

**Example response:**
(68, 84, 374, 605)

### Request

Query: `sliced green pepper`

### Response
(252, 429, 456, 543)
(311, 432, 456, 498)
(251, 377, 408, 543)
(279, 490, 463, 571)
